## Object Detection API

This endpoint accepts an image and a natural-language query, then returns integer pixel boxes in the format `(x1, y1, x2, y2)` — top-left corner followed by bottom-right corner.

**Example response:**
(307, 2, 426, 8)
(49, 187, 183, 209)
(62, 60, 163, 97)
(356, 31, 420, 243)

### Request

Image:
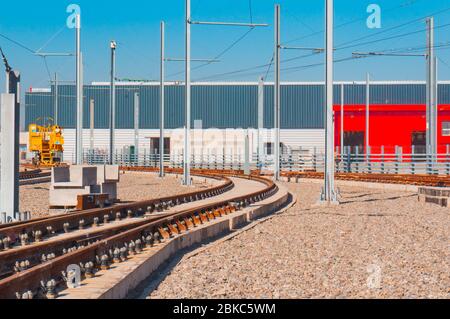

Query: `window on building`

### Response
(265, 142, 274, 155)
(150, 138, 171, 155)
(442, 122, 450, 136)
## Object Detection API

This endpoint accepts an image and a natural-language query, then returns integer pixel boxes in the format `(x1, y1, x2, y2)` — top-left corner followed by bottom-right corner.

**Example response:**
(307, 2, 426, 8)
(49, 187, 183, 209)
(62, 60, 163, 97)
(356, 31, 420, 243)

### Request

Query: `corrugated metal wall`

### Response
(25, 91, 53, 125)
(25, 83, 450, 130)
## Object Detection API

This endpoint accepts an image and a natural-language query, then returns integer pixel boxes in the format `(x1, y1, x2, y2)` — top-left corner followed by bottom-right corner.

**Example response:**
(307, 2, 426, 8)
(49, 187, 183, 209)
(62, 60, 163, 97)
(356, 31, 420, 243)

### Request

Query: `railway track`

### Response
(0, 168, 277, 299)
(281, 171, 450, 187)
(19, 169, 52, 186)
(8, 165, 439, 299)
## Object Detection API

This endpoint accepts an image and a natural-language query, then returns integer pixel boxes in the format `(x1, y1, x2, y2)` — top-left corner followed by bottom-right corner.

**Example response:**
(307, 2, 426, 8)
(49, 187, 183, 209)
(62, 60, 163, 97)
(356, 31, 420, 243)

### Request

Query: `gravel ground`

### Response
(149, 181, 450, 299)
(20, 172, 209, 218)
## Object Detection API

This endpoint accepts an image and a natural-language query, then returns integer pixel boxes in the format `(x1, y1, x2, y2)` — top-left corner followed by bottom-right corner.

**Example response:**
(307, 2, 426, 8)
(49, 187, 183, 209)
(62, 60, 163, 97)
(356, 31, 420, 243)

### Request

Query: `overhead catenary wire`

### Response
(196, 17, 450, 81)
(193, 2, 450, 81)
(283, 0, 436, 45)
(335, 6, 450, 49)
(167, 0, 263, 80)
(0, 25, 72, 84)
(336, 22, 450, 52)
(167, 26, 256, 79)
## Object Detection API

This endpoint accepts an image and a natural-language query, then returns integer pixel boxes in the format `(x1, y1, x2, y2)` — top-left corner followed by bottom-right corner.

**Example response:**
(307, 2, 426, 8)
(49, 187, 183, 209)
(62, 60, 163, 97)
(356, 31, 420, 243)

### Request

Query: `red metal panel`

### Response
(334, 104, 450, 154)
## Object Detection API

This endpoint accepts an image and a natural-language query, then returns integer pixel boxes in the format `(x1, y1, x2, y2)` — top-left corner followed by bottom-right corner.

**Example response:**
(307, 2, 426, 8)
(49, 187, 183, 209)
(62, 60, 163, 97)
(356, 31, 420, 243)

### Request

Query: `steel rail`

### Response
(0, 213, 171, 279)
(0, 171, 233, 246)
(19, 170, 51, 180)
(281, 171, 450, 187)
(0, 173, 277, 299)
(0, 171, 238, 278)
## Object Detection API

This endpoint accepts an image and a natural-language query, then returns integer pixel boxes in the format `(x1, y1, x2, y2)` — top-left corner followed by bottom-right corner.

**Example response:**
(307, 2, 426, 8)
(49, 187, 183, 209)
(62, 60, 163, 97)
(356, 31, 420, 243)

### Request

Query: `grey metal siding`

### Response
(25, 91, 53, 127)
(193, 85, 257, 129)
(57, 85, 76, 128)
(24, 83, 450, 131)
(439, 84, 450, 104)
(266, 85, 333, 129)
(84, 86, 109, 129)
(371, 84, 426, 104)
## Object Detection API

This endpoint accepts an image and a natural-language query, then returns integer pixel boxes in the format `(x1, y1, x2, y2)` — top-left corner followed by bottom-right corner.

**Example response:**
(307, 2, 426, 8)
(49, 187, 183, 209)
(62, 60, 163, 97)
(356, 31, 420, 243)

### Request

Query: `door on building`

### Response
(343, 131, 365, 155)
(150, 138, 171, 155)
(411, 131, 426, 155)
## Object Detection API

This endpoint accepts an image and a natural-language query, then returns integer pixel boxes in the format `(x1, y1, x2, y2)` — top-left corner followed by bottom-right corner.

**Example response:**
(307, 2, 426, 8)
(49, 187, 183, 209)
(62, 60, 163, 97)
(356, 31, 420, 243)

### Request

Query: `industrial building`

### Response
(24, 80, 450, 163)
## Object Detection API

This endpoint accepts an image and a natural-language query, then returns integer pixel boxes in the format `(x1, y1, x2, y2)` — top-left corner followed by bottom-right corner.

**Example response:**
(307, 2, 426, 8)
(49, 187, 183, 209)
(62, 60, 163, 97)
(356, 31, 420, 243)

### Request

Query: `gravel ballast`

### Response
(20, 172, 208, 218)
(148, 181, 450, 299)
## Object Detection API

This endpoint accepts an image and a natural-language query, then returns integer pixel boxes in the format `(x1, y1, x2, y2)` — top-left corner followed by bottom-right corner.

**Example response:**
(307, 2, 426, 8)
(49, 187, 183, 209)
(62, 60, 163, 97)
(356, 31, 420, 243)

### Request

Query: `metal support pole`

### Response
(134, 92, 140, 164)
(54, 73, 58, 125)
(244, 130, 250, 175)
(89, 99, 94, 151)
(258, 76, 264, 167)
(160, 21, 165, 177)
(274, 4, 281, 181)
(321, 0, 338, 203)
(434, 56, 438, 158)
(366, 72, 370, 159)
(426, 17, 437, 159)
(109, 41, 117, 165)
(340, 83, 344, 159)
(184, 0, 192, 186)
(75, 14, 83, 165)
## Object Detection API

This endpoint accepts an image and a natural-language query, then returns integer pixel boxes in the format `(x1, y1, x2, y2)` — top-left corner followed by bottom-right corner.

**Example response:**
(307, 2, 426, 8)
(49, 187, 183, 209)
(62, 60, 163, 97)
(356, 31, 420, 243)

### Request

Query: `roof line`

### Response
(29, 80, 450, 91)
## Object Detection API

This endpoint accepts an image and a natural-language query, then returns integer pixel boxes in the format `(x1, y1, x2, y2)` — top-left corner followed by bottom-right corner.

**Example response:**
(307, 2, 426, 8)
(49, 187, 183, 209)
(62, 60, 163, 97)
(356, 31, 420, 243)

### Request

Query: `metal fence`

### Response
(82, 147, 450, 176)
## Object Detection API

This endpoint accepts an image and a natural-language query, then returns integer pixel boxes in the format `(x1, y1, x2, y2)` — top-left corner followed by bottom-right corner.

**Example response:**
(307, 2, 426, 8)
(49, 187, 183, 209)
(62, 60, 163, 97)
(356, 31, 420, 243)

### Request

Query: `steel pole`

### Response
(110, 41, 117, 165)
(184, 0, 192, 185)
(75, 14, 83, 165)
(258, 76, 264, 166)
(434, 56, 438, 158)
(54, 73, 58, 125)
(274, 4, 281, 181)
(90, 99, 94, 151)
(340, 83, 344, 158)
(366, 72, 370, 158)
(160, 21, 165, 177)
(426, 17, 436, 157)
(134, 92, 140, 164)
(322, 0, 337, 203)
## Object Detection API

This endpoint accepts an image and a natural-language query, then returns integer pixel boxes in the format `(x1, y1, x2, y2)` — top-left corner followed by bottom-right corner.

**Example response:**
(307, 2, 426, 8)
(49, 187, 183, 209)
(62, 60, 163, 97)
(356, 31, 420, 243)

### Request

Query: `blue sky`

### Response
(1, 0, 450, 93)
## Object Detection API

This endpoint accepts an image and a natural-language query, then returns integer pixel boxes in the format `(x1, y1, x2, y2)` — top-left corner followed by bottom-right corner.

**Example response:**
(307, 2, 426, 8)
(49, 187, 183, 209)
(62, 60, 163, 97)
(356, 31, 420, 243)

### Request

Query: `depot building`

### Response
(24, 81, 450, 162)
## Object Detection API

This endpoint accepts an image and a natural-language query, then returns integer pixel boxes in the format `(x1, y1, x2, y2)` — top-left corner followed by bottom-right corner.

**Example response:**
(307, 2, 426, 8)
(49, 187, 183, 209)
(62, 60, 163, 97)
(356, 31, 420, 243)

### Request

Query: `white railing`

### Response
(82, 147, 450, 176)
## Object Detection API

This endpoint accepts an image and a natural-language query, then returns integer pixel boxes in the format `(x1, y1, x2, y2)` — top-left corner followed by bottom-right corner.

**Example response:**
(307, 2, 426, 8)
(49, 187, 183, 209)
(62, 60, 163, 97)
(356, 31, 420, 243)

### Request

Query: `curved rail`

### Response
(281, 171, 450, 187)
(0, 171, 277, 299)
(0, 172, 232, 242)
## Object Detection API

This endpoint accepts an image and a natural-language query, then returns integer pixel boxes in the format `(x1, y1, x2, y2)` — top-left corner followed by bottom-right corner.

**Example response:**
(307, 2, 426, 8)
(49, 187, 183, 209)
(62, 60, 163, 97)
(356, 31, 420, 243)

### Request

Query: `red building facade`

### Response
(334, 104, 450, 154)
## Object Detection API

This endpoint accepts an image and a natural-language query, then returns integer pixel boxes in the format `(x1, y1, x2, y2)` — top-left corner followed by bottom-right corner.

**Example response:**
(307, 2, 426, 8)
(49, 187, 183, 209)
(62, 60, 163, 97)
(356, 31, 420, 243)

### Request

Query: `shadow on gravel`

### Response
(127, 192, 295, 299)
(126, 230, 239, 299)
(340, 194, 416, 205)
(341, 192, 383, 199)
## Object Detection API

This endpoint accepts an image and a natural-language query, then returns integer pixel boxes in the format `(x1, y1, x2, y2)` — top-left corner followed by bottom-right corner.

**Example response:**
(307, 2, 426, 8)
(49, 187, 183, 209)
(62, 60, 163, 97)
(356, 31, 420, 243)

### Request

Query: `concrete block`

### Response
(72, 166, 97, 186)
(100, 182, 118, 202)
(0, 94, 20, 220)
(97, 165, 120, 183)
(52, 167, 70, 183)
(49, 165, 100, 207)
(49, 186, 94, 207)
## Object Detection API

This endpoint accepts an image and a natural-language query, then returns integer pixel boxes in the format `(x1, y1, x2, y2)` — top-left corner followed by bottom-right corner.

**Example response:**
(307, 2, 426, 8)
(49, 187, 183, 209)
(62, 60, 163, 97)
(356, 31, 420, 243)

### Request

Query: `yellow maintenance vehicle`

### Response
(28, 118, 64, 167)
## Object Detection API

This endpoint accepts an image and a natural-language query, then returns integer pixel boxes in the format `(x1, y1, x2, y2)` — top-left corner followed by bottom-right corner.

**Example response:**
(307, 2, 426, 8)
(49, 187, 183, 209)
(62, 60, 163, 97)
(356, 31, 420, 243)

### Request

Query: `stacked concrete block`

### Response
(95, 165, 120, 202)
(49, 165, 120, 208)
(418, 187, 450, 207)
(49, 166, 98, 207)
